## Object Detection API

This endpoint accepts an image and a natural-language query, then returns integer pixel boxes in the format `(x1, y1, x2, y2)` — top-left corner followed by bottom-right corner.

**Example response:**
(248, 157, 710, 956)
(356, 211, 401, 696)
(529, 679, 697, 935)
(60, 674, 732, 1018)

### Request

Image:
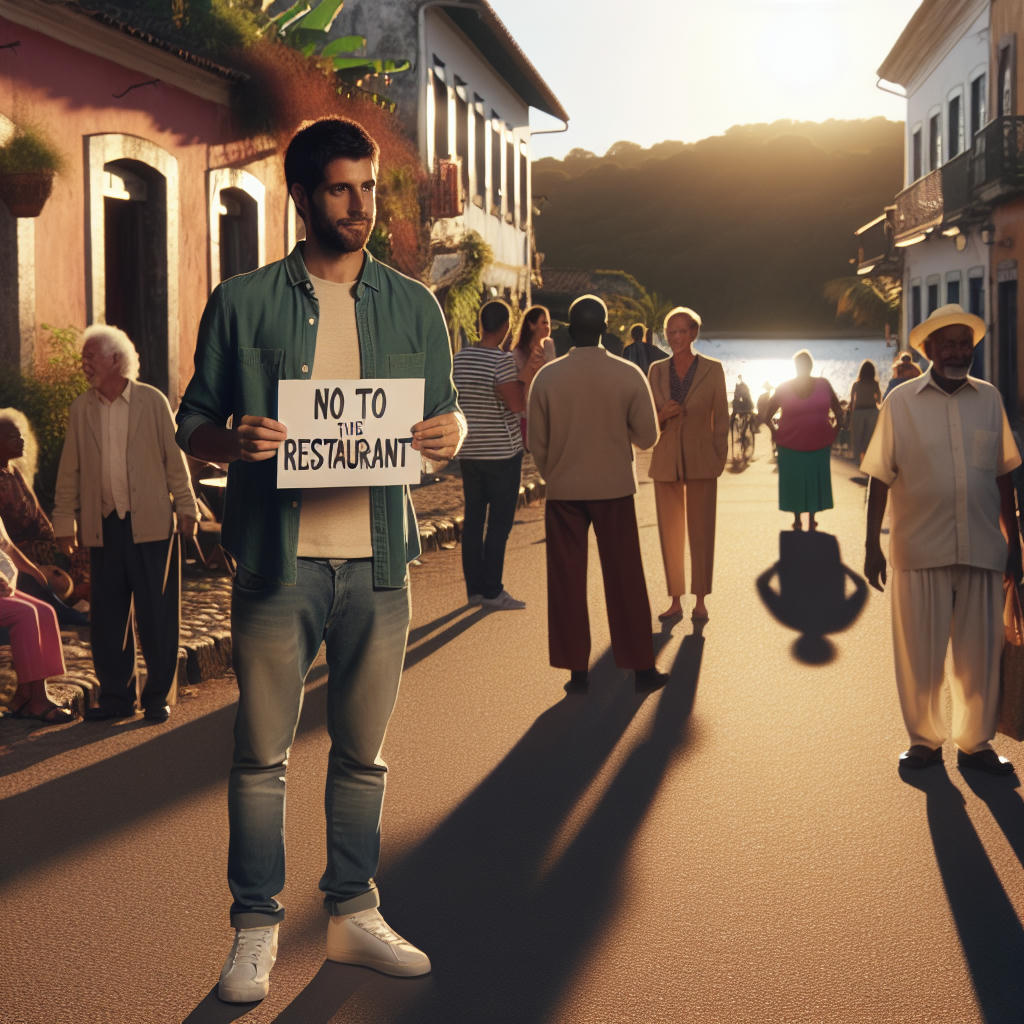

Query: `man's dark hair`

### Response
(568, 294, 607, 347)
(480, 299, 511, 334)
(630, 323, 646, 344)
(284, 118, 380, 199)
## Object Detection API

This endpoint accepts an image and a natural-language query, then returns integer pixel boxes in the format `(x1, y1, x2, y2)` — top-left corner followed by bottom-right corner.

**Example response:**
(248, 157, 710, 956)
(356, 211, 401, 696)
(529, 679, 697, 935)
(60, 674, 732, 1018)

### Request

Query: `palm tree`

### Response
(824, 275, 900, 336)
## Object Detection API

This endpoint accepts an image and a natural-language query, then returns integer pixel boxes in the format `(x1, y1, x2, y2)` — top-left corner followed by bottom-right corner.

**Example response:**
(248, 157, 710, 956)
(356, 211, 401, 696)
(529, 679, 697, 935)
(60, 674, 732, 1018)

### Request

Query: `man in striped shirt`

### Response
(452, 300, 526, 610)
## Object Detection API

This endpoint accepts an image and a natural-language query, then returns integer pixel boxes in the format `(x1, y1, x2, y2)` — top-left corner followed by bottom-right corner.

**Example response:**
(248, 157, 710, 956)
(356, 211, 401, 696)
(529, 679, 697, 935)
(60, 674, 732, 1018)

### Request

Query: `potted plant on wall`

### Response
(0, 124, 65, 218)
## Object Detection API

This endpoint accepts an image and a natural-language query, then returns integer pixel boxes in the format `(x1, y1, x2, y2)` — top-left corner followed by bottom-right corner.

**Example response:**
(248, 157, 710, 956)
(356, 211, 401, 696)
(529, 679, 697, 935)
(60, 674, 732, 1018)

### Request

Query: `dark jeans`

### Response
(460, 452, 523, 600)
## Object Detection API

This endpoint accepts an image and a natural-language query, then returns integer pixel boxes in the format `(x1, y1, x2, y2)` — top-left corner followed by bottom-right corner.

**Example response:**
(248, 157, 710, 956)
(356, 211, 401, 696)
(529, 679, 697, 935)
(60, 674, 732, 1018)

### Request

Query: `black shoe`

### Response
(957, 748, 1015, 776)
(564, 670, 588, 694)
(84, 706, 136, 721)
(635, 668, 669, 693)
(898, 745, 942, 770)
(143, 705, 171, 723)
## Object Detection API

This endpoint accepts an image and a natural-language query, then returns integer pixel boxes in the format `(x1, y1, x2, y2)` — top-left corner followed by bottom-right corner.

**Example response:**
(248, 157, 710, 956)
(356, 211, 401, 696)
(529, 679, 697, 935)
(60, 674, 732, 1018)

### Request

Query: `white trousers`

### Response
(891, 565, 1003, 754)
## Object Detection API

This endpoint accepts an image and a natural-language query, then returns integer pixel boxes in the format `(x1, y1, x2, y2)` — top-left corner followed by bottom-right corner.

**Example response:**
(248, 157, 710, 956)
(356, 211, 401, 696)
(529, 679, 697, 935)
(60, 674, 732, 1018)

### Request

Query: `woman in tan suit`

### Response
(648, 307, 729, 622)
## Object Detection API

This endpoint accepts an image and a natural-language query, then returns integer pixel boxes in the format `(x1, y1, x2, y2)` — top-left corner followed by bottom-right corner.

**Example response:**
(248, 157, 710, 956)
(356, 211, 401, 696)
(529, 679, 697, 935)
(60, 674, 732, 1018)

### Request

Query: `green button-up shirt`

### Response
(176, 245, 458, 586)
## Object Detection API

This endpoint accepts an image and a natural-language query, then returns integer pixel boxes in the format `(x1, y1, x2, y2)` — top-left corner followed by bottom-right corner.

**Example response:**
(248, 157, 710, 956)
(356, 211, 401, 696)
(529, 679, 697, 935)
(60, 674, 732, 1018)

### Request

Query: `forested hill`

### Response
(531, 118, 903, 333)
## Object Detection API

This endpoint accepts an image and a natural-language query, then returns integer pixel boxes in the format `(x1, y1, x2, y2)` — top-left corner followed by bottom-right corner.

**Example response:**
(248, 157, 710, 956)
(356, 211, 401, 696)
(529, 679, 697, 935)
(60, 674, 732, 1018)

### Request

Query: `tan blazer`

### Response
(648, 354, 729, 481)
(53, 381, 198, 547)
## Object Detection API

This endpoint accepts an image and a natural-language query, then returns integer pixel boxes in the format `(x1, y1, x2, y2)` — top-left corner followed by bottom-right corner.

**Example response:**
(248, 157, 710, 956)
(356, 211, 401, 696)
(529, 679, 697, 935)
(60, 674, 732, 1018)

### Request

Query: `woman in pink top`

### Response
(763, 349, 843, 531)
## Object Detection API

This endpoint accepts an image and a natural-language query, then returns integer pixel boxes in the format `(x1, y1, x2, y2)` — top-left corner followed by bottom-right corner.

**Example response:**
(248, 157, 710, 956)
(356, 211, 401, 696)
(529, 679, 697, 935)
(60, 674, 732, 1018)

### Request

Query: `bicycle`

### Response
(730, 409, 756, 464)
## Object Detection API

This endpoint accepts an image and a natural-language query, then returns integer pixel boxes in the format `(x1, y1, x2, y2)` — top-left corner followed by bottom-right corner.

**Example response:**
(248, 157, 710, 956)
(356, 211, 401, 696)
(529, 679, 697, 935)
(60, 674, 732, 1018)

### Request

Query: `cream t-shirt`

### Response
(295, 273, 372, 558)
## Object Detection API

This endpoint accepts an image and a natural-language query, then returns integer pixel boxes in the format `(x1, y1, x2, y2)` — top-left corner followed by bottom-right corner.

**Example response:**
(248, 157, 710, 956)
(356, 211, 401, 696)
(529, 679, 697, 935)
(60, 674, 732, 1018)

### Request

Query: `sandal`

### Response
(29, 704, 75, 724)
(10, 700, 75, 724)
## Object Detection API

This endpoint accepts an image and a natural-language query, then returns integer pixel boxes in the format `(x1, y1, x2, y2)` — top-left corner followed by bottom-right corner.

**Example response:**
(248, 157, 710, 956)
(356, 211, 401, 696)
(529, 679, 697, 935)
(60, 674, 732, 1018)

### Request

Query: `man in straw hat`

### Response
(862, 303, 1022, 774)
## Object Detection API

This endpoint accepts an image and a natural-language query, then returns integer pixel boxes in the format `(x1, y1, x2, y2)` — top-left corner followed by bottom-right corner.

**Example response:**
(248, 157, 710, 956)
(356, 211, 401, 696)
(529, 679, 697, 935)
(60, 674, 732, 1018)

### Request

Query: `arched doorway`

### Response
(103, 159, 169, 393)
(86, 134, 179, 398)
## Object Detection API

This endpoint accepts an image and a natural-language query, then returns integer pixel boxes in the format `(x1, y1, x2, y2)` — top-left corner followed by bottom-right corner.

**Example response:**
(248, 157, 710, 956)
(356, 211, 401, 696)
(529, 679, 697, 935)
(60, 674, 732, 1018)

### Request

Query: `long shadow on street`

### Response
(756, 530, 867, 664)
(0, 665, 329, 885)
(901, 767, 1024, 1023)
(270, 628, 703, 1024)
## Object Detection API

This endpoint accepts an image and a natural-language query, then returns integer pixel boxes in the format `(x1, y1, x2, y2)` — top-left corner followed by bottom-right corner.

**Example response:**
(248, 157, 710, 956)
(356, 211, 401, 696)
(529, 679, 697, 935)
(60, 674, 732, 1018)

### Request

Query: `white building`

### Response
(333, 0, 567, 310)
(873, 0, 992, 375)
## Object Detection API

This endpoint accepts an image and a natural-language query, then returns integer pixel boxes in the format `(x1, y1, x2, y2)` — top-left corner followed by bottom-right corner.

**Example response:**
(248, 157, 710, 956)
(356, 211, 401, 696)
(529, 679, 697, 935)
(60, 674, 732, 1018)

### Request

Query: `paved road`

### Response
(3, 445, 1024, 1024)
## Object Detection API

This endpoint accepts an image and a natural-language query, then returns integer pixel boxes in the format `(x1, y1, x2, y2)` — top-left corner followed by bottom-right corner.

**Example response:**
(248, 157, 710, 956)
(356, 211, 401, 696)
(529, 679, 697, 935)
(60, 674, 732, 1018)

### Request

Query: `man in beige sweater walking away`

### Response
(528, 294, 667, 694)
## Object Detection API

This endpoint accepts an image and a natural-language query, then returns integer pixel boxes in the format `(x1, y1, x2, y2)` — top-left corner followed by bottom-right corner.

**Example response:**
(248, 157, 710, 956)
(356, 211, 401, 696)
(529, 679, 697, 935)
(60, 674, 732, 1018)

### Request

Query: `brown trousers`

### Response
(545, 496, 655, 672)
(653, 478, 717, 597)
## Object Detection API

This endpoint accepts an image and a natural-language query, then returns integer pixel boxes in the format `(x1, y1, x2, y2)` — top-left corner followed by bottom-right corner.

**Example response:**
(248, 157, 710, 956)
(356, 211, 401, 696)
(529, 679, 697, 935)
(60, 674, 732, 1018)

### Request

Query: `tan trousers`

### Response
(653, 478, 717, 597)
(891, 564, 1003, 754)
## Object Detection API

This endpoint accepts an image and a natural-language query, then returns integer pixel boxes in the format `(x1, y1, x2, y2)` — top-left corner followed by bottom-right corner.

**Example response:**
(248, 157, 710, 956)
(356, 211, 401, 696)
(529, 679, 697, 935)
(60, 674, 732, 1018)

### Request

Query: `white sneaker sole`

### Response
(217, 979, 270, 1003)
(325, 950, 431, 977)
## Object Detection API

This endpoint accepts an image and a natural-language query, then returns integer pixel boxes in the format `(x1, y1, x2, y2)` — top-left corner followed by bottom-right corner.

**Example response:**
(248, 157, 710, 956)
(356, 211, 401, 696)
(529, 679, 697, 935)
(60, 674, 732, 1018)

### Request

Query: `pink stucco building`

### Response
(0, 0, 292, 401)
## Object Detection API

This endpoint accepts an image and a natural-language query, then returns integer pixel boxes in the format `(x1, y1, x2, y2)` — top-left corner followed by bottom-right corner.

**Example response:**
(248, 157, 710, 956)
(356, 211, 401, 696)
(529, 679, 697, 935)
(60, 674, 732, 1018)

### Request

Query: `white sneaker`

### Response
(217, 924, 279, 1003)
(326, 908, 431, 977)
(479, 589, 526, 610)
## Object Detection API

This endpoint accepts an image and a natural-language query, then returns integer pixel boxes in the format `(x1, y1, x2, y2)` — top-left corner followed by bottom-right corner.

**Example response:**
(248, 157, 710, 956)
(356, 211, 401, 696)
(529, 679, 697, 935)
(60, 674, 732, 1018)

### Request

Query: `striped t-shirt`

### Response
(452, 346, 523, 459)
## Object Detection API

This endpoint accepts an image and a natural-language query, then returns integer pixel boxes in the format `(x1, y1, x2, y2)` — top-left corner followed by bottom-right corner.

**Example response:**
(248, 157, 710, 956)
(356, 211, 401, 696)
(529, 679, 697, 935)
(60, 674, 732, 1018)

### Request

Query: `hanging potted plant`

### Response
(0, 124, 65, 218)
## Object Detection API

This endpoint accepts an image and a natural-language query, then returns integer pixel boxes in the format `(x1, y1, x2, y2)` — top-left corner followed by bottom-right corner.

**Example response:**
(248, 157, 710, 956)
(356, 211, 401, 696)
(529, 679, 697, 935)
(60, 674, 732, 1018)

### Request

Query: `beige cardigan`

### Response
(527, 346, 659, 500)
(648, 354, 729, 481)
(53, 381, 198, 546)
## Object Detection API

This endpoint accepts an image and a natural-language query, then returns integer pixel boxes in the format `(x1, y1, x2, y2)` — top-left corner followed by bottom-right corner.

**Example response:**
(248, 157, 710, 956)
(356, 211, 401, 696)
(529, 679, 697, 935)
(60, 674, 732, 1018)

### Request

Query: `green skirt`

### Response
(777, 446, 833, 514)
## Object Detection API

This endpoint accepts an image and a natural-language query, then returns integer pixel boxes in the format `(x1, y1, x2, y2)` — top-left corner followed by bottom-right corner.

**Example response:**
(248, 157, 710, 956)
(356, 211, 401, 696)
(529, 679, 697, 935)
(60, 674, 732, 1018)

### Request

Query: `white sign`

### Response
(277, 378, 424, 488)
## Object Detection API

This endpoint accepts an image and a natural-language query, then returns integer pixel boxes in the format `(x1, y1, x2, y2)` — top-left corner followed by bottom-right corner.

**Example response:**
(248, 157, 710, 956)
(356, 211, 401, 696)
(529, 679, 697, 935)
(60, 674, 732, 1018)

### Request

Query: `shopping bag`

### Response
(999, 637, 1024, 741)
(1005, 578, 1024, 646)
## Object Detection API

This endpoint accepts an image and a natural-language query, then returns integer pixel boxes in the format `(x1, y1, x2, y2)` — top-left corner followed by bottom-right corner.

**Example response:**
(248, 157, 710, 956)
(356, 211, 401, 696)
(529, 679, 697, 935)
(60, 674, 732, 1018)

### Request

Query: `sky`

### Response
(490, 0, 925, 160)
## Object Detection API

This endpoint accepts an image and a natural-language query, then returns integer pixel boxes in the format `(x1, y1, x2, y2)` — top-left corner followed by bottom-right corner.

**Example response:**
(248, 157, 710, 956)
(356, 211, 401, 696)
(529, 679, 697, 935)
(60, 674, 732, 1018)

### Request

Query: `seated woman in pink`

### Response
(0, 513, 72, 723)
(0, 409, 91, 615)
(763, 349, 843, 532)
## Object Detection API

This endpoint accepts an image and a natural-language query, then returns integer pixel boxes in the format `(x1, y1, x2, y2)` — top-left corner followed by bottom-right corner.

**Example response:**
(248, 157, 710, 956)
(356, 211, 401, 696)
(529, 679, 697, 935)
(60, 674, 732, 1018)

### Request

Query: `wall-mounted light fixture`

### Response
(980, 224, 996, 244)
(955, 234, 968, 252)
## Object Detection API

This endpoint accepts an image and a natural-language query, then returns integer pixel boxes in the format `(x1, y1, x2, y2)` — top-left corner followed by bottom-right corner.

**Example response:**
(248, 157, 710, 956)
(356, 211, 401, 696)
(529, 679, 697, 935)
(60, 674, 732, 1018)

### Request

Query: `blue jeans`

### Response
(227, 557, 410, 926)
(460, 451, 523, 599)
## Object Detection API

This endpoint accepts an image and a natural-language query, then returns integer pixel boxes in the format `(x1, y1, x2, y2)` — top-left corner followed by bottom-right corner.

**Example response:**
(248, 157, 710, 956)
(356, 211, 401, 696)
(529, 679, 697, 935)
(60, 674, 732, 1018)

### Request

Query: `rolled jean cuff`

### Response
(324, 885, 380, 917)
(231, 907, 285, 928)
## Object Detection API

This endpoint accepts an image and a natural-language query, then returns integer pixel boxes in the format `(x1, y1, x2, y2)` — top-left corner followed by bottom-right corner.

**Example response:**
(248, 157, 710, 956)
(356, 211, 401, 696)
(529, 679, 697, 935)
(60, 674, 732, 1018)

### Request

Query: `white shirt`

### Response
(98, 382, 131, 519)
(861, 369, 1021, 572)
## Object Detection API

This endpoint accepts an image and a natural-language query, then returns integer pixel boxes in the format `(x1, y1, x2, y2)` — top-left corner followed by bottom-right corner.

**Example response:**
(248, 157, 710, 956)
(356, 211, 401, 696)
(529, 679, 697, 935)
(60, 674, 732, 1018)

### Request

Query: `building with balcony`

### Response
(331, 0, 567, 323)
(859, 0, 1024, 417)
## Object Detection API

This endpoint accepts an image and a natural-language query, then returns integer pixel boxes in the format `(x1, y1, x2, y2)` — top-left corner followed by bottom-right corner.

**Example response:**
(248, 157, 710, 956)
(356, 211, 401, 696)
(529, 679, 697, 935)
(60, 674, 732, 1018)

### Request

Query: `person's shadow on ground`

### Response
(756, 530, 867, 664)
(900, 766, 1024, 1022)
(270, 630, 704, 1024)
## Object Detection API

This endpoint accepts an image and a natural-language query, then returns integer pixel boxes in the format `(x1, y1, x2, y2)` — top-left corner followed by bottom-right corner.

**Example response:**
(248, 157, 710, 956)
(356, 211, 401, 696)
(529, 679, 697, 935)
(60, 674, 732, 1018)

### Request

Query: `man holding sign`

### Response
(176, 118, 465, 1003)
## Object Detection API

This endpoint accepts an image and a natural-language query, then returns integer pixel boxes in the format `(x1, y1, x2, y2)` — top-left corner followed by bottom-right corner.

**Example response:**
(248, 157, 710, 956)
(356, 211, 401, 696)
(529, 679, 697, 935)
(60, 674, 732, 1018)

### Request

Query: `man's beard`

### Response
(309, 203, 372, 254)
(942, 362, 971, 379)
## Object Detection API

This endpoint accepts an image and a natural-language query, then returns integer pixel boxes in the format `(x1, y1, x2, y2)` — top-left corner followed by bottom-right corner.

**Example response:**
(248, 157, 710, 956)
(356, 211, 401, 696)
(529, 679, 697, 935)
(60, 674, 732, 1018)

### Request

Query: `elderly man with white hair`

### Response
(863, 304, 1022, 775)
(53, 324, 198, 722)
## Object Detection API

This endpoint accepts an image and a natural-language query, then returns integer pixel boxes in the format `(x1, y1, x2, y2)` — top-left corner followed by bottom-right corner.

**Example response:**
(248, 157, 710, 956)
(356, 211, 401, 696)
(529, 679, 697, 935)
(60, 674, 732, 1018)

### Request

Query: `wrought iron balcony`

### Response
(893, 168, 943, 242)
(971, 115, 1024, 201)
(940, 150, 971, 222)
